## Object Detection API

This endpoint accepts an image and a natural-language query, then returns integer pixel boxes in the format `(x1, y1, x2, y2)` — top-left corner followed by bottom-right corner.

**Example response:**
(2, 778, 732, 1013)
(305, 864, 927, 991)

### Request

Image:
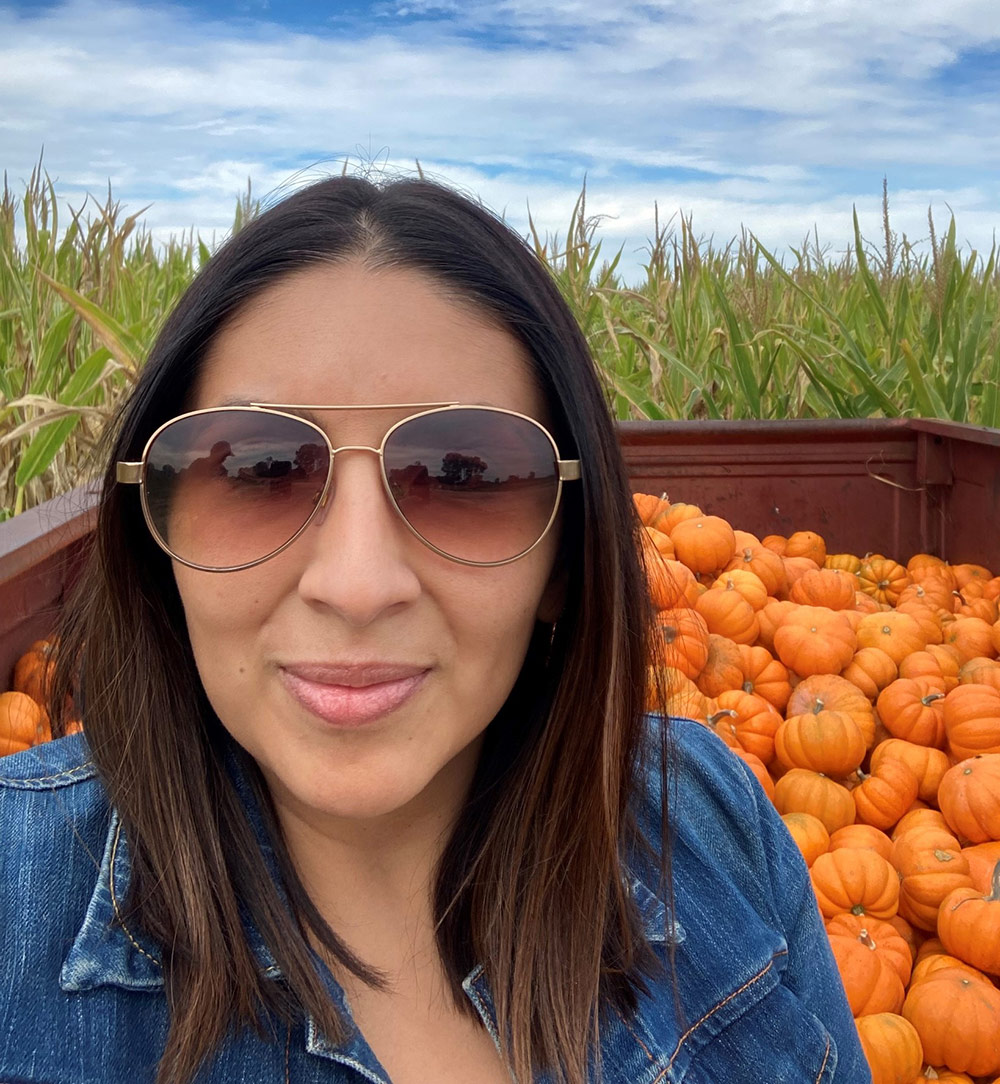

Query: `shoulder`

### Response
(0, 733, 112, 912)
(638, 713, 765, 848)
(635, 714, 794, 931)
(0, 731, 100, 791)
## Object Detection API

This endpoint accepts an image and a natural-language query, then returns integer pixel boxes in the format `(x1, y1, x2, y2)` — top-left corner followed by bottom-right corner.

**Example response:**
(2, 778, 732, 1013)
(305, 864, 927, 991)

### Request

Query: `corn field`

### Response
(2, 166, 1000, 519)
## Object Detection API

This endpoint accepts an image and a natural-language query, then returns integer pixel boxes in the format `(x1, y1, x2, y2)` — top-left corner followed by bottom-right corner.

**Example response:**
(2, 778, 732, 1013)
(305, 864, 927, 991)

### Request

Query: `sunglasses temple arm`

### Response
(558, 460, 582, 482)
(117, 462, 143, 484)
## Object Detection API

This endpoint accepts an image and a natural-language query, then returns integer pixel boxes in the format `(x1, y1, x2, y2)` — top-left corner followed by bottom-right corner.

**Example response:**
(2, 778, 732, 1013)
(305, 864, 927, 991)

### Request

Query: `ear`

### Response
(536, 556, 568, 623)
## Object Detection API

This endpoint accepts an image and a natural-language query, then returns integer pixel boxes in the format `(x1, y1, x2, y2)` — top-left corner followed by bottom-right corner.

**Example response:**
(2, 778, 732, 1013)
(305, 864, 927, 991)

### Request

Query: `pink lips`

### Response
(279, 662, 428, 728)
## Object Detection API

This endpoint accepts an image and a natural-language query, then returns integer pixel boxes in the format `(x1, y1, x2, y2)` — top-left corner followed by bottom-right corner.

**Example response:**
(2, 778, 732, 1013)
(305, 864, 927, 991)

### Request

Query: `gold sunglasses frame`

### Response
(117, 401, 582, 572)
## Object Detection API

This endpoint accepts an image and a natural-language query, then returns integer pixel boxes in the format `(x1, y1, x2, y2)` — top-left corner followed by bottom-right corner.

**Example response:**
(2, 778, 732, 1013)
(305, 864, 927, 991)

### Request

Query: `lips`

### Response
(279, 662, 429, 727)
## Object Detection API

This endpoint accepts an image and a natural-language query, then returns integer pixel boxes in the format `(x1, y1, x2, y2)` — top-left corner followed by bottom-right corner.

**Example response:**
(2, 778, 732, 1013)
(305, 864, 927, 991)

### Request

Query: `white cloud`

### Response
(1, 0, 999, 282)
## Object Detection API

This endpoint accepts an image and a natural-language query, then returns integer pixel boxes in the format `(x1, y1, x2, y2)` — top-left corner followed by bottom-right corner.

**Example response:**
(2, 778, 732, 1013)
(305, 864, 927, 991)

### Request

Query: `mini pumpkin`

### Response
(936, 860, 1000, 976)
(902, 966, 1000, 1077)
(937, 755, 1000, 844)
(669, 515, 737, 575)
(809, 848, 900, 920)
(942, 683, 1000, 761)
(859, 557, 912, 606)
(855, 1013, 923, 1084)
(773, 606, 857, 677)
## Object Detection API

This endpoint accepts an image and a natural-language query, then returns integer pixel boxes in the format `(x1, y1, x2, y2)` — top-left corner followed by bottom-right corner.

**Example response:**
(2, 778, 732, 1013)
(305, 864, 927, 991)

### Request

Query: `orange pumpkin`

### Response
(731, 748, 775, 801)
(855, 1013, 924, 1084)
(937, 861, 1000, 976)
(892, 808, 949, 839)
(902, 967, 1000, 1077)
(694, 635, 745, 698)
(872, 741, 950, 806)
(859, 557, 912, 606)
(737, 644, 791, 711)
(828, 929, 905, 1015)
(789, 567, 858, 610)
(826, 913, 913, 985)
(780, 555, 821, 596)
(943, 617, 997, 664)
(962, 841, 1000, 893)
(669, 515, 737, 575)
(726, 537, 787, 596)
(707, 690, 782, 765)
(781, 811, 830, 867)
(829, 824, 894, 862)
(842, 647, 898, 700)
(0, 691, 48, 756)
(899, 648, 960, 693)
(633, 491, 672, 528)
(756, 599, 797, 652)
(942, 684, 1000, 761)
(878, 677, 948, 749)
(773, 768, 857, 834)
(787, 672, 876, 748)
(774, 709, 866, 777)
(853, 760, 920, 831)
(953, 563, 993, 589)
(937, 755, 1000, 844)
(644, 550, 701, 612)
(810, 848, 900, 920)
(12, 641, 56, 705)
(826, 552, 863, 575)
(773, 606, 857, 677)
(891, 826, 973, 932)
(710, 568, 768, 611)
(653, 608, 711, 681)
(784, 529, 827, 566)
(694, 587, 760, 645)
(857, 611, 927, 665)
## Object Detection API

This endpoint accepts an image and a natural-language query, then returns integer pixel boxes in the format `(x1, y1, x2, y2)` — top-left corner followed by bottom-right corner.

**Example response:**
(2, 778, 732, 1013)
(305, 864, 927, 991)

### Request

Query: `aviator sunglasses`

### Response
(117, 402, 582, 571)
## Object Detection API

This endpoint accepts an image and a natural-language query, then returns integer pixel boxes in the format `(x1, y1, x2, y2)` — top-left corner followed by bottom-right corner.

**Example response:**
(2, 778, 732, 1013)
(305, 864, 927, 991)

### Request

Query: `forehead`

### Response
(193, 261, 545, 424)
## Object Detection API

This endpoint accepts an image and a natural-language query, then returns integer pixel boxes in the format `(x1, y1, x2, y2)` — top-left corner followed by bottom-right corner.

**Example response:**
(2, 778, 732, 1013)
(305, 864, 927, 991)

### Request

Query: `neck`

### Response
(264, 740, 481, 976)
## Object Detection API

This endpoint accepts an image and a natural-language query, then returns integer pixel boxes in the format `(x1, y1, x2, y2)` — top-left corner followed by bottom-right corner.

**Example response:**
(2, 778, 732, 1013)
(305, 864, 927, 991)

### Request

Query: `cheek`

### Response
(172, 566, 277, 690)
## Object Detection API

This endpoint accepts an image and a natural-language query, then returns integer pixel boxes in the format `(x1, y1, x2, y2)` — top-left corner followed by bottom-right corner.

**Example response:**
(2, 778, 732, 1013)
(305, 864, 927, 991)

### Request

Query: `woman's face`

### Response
(174, 261, 564, 833)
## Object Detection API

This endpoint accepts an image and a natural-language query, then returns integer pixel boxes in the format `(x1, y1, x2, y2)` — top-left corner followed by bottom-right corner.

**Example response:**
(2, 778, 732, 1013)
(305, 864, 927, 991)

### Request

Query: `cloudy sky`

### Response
(3, 0, 1000, 282)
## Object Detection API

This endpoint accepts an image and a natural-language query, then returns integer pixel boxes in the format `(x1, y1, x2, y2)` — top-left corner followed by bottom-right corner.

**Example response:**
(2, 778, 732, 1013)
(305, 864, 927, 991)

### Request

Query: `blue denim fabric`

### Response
(0, 718, 871, 1083)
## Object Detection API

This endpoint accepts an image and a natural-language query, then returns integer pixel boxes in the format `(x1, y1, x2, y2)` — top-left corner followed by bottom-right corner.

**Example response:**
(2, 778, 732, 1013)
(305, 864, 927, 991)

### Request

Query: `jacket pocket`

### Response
(668, 951, 838, 1084)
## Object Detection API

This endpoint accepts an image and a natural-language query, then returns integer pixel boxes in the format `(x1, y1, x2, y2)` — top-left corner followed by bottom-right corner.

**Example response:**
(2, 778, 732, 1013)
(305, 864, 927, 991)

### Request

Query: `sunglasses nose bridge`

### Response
(315, 443, 384, 509)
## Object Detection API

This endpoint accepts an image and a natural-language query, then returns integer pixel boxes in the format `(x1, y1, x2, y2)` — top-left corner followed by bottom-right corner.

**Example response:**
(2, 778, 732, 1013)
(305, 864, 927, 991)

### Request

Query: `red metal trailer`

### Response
(3, 417, 999, 689)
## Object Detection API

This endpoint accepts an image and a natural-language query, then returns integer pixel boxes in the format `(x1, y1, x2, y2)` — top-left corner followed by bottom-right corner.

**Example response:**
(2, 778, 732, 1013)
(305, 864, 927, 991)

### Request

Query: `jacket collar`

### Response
(59, 751, 680, 1073)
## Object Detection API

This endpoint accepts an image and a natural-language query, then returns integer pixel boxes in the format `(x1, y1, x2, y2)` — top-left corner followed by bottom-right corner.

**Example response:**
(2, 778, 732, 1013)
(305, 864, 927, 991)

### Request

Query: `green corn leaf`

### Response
(38, 271, 143, 373)
(14, 414, 80, 486)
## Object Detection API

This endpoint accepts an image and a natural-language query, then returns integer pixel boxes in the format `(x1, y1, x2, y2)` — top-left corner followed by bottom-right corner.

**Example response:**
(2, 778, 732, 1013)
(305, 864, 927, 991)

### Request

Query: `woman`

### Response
(0, 176, 869, 1083)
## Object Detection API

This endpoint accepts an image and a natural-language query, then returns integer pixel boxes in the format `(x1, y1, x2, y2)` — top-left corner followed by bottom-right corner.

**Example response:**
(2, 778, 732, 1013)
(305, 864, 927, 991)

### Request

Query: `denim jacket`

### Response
(0, 718, 870, 1084)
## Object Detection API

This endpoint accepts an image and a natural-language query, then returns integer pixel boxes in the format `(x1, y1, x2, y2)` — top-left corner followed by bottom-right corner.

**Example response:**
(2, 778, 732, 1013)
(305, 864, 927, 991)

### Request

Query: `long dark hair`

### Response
(52, 175, 672, 1084)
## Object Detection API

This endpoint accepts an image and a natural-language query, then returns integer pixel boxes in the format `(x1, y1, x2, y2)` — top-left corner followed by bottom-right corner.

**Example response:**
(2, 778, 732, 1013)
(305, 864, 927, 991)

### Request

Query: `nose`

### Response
(295, 447, 422, 627)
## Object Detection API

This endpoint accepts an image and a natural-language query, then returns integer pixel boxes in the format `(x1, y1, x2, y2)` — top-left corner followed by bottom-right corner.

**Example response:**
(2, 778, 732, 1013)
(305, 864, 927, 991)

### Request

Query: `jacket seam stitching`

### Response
(663, 953, 782, 1073)
(616, 1006, 656, 1065)
(813, 1033, 831, 1083)
(0, 761, 96, 785)
(109, 818, 162, 968)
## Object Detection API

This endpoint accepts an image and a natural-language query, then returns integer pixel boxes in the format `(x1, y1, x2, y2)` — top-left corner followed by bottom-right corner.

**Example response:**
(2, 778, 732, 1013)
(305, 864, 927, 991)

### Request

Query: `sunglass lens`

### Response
(383, 409, 560, 563)
(142, 410, 329, 569)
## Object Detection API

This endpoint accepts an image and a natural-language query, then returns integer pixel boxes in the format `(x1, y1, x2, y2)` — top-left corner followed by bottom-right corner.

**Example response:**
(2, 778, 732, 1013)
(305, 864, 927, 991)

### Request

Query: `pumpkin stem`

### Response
(932, 849, 955, 863)
(921, 692, 946, 706)
(857, 930, 876, 951)
(707, 709, 739, 726)
(850, 904, 866, 916)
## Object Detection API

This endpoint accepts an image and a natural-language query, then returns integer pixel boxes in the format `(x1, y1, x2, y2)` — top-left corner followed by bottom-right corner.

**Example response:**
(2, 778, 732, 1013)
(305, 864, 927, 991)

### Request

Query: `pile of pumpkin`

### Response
(0, 639, 80, 757)
(636, 492, 1000, 1084)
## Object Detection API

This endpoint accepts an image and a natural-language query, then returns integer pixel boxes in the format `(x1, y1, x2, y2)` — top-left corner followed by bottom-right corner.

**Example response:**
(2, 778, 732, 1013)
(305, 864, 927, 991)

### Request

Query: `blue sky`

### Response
(3, 0, 1000, 282)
